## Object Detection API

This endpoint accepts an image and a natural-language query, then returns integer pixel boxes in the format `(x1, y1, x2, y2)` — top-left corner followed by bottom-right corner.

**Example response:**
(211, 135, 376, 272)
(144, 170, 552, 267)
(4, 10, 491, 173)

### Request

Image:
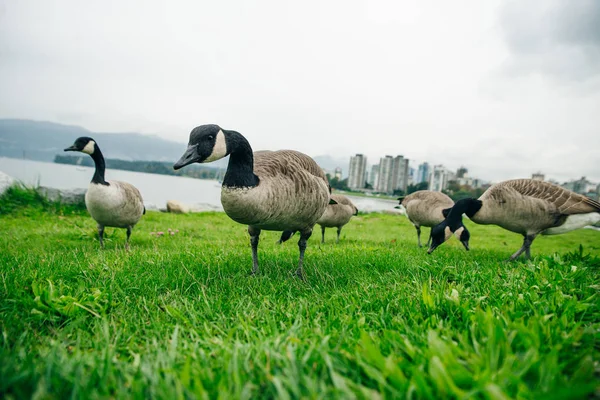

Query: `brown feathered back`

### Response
(402, 190, 455, 228)
(221, 150, 331, 231)
(471, 179, 600, 236)
(482, 179, 600, 215)
(317, 194, 358, 228)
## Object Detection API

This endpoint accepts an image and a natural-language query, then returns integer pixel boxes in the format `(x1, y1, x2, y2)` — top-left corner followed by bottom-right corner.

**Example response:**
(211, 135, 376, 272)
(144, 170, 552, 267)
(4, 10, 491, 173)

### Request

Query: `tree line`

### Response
(54, 155, 225, 180)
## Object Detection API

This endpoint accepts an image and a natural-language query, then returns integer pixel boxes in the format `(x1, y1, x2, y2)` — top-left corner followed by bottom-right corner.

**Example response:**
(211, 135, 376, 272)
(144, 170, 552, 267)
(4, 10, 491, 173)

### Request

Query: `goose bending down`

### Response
(64, 137, 145, 250)
(173, 124, 334, 279)
(428, 179, 600, 260)
(396, 190, 470, 249)
(279, 194, 359, 244)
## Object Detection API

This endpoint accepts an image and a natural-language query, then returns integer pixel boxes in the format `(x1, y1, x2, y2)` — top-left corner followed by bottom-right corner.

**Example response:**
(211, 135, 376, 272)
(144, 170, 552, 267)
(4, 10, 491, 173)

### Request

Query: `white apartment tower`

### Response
(376, 155, 409, 194)
(348, 154, 367, 189)
(429, 165, 456, 192)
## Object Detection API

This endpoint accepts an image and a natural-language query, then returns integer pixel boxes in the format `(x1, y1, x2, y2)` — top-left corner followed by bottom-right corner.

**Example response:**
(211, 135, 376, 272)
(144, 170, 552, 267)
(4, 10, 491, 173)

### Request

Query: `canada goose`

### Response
(428, 179, 600, 260)
(279, 194, 359, 244)
(64, 137, 145, 250)
(173, 124, 334, 279)
(396, 190, 470, 250)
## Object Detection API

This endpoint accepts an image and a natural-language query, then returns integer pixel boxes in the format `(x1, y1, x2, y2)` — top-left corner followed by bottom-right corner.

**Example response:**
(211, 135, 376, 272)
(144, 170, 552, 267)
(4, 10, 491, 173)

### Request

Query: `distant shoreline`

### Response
(54, 154, 225, 181)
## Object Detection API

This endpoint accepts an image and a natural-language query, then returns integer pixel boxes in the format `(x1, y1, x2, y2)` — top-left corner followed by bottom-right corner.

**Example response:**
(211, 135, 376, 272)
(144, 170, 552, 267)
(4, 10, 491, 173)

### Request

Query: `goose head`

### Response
(428, 221, 471, 254)
(64, 137, 97, 155)
(174, 124, 228, 170)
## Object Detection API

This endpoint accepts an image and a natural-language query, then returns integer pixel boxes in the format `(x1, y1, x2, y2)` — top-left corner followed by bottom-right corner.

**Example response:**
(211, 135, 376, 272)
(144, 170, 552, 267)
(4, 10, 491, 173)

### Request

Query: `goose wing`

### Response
(331, 194, 354, 206)
(112, 181, 145, 215)
(254, 150, 329, 187)
(402, 190, 453, 207)
(494, 179, 600, 214)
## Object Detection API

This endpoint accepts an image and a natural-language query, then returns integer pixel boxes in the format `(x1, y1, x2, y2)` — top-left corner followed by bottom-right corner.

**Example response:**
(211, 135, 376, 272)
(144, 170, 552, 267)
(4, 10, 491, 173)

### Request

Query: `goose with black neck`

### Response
(64, 137, 145, 250)
(428, 179, 600, 260)
(174, 124, 335, 279)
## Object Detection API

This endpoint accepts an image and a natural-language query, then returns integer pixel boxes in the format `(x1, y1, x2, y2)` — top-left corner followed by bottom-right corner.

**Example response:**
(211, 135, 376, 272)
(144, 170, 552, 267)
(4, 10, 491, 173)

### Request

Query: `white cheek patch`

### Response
(82, 140, 96, 155)
(205, 130, 227, 162)
(444, 226, 453, 241)
(453, 226, 464, 239)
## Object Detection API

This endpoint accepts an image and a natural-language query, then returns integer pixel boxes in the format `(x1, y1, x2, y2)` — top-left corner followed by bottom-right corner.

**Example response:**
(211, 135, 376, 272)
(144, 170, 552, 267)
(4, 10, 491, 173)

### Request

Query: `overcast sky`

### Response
(1, 0, 599, 183)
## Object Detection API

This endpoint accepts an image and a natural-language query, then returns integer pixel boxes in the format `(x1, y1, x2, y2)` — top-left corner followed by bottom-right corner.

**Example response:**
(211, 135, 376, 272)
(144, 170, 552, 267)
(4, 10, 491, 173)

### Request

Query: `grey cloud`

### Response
(500, 0, 600, 81)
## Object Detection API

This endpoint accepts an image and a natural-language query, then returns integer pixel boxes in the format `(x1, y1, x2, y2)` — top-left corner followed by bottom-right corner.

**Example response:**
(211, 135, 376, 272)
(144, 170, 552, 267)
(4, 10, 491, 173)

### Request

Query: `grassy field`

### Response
(1, 188, 599, 399)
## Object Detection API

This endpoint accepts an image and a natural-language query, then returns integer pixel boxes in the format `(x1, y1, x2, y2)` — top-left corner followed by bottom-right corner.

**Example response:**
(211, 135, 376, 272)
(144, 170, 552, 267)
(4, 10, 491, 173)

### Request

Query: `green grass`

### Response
(0, 189, 599, 399)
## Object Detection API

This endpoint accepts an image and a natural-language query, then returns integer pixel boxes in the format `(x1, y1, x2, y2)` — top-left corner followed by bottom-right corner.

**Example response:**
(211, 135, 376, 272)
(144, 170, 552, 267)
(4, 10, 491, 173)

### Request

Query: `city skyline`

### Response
(336, 151, 598, 196)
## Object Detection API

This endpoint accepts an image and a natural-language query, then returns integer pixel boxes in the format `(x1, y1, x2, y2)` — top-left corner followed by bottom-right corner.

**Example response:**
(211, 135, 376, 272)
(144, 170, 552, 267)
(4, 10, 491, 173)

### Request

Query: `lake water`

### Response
(0, 157, 399, 213)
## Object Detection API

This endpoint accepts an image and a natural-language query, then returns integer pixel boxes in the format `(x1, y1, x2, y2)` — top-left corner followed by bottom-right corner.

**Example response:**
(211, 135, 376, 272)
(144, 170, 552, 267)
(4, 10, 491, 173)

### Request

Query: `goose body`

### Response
(397, 190, 470, 248)
(429, 179, 600, 259)
(220, 150, 330, 231)
(85, 181, 145, 228)
(65, 137, 145, 249)
(470, 179, 600, 235)
(316, 194, 358, 243)
(174, 125, 332, 278)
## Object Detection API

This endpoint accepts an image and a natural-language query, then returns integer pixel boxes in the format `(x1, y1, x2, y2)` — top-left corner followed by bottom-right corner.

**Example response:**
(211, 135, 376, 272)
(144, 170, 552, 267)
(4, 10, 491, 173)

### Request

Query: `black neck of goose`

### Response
(222, 130, 259, 188)
(90, 147, 108, 186)
(447, 198, 481, 228)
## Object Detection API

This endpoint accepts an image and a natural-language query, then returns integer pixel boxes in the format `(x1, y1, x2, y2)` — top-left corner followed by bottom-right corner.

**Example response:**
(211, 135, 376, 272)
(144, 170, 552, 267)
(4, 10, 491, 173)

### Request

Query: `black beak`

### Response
(354, 209, 359, 216)
(174, 145, 199, 170)
(427, 244, 438, 254)
(394, 206, 400, 209)
(64, 145, 77, 152)
(461, 241, 470, 251)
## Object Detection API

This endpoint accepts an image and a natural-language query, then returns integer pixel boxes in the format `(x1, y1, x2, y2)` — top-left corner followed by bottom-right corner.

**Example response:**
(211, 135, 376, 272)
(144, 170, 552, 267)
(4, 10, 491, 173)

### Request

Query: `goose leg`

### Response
(416, 226, 422, 247)
(509, 234, 536, 261)
(524, 234, 536, 259)
(321, 226, 326, 243)
(125, 226, 132, 251)
(426, 230, 432, 248)
(336, 227, 342, 243)
(295, 228, 313, 280)
(248, 226, 261, 275)
(97, 224, 105, 249)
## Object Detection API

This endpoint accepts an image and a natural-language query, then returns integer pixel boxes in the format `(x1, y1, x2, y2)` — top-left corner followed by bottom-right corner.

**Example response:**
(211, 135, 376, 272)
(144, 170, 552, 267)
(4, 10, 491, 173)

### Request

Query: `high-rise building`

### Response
(376, 156, 394, 193)
(531, 172, 545, 181)
(347, 154, 367, 190)
(429, 165, 456, 192)
(334, 167, 342, 180)
(416, 162, 431, 184)
(408, 167, 415, 186)
(376, 155, 409, 194)
(368, 164, 379, 188)
(456, 166, 468, 179)
(572, 177, 594, 194)
(391, 155, 409, 194)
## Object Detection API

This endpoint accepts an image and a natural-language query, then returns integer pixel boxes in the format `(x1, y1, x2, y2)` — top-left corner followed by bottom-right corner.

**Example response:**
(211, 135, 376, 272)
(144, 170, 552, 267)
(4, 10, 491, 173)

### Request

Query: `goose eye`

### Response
(206, 135, 214, 141)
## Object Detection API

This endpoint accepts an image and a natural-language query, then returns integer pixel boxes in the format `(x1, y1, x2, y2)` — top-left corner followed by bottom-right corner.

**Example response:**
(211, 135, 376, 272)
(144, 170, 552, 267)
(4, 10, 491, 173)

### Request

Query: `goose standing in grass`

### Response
(396, 190, 470, 249)
(64, 137, 145, 250)
(279, 194, 359, 244)
(428, 179, 600, 260)
(173, 124, 334, 279)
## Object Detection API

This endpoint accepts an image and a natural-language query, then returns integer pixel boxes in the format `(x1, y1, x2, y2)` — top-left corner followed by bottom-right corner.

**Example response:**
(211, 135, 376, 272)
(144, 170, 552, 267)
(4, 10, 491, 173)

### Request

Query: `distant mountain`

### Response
(0, 119, 345, 173)
(0, 119, 228, 165)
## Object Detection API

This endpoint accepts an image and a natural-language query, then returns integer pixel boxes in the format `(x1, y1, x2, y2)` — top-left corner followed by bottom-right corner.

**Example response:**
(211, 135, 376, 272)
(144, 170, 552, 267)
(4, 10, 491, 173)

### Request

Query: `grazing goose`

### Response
(64, 137, 145, 250)
(396, 190, 470, 249)
(279, 194, 359, 244)
(173, 124, 334, 279)
(428, 179, 600, 260)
